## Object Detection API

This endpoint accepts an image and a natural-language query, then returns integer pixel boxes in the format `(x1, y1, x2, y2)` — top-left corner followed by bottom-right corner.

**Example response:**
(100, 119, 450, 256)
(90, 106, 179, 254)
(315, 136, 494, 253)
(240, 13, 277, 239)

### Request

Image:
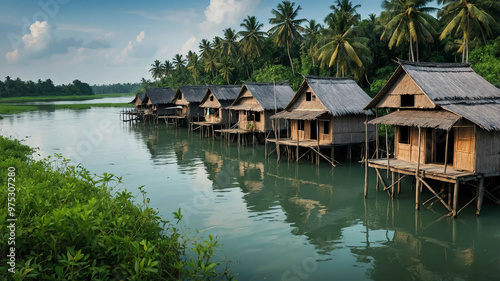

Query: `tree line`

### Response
(0, 77, 93, 98)
(145, 0, 500, 94)
(91, 83, 142, 95)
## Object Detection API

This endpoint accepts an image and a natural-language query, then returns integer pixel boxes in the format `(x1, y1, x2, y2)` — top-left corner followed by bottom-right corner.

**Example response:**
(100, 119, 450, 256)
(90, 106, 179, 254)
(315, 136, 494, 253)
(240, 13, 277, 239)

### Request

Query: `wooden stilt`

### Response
(415, 127, 422, 210)
(444, 130, 449, 174)
(476, 177, 485, 216)
(277, 119, 281, 161)
(397, 173, 401, 194)
(386, 125, 390, 178)
(348, 144, 352, 161)
(452, 179, 460, 218)
(375, 111, 379, 159)
(296, 129, 299, 162)
(364, 119, 369, 198)
(391, 171, 395, 199)
(448, 182, 452, 206)
(316, 120, 320, 166)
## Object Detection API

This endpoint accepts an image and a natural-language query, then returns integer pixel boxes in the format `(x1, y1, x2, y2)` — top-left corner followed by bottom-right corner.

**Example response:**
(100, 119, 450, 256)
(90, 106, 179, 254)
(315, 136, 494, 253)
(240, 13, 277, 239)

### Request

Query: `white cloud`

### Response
(136, 31, 145, 43)
(5, 49, 18, 63)
(22, 21, 52, 51)
(180, 36, 196, 55)
(203, 0, 260, 25)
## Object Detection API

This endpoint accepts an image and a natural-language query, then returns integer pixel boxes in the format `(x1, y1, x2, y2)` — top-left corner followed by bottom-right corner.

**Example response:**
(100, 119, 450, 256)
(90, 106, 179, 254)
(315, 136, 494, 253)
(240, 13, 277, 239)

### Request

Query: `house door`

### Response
(434, 129, 454, 164)
(310, 120, 317, 140)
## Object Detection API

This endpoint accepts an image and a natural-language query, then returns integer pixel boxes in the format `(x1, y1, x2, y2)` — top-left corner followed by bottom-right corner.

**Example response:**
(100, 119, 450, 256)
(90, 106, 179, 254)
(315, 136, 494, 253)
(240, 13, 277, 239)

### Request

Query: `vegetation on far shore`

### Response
(0, 92, 134, 103)
(0, 136, 234, 280)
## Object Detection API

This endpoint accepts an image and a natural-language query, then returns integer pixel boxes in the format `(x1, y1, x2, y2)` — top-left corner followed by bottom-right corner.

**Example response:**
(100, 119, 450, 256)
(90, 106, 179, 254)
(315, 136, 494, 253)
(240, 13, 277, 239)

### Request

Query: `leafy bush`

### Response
(0, 136, 234, 280)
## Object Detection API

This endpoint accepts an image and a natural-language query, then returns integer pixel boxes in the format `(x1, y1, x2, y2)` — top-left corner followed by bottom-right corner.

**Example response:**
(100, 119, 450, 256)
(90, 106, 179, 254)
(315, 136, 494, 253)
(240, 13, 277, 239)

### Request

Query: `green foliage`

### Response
(0, 77, 94, 98)
(470, 40, 500, 87)
(249, 64, 302, 90)
(0, 136, 234, 280)
(91, 83, 141, 95)
(369, 79, 388, 97)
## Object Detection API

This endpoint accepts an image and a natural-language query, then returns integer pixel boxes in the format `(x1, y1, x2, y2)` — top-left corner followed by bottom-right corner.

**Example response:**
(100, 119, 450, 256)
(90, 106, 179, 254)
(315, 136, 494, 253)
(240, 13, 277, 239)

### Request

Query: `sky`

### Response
(0, 0, 439, 85)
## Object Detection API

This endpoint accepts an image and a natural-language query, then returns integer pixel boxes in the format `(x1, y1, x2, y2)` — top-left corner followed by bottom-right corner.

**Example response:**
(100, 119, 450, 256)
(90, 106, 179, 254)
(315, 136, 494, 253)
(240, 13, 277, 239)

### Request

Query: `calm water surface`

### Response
(1, 105, 499, 280)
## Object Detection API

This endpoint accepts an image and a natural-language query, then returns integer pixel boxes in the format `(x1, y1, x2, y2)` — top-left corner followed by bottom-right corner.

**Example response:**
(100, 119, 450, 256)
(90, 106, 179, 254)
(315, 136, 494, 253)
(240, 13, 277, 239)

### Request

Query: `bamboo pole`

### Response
(391, 171, 395, 199)
(420, 178, 452, 212)
(397, 173, 401, 194)
(452, 179, 460, 218)
(277, 119, 281, 161)
(375, 111, 379, 159)
(476, 177, 485, 216)
(386, 125, 390, 178)
(317, 120, 320, 166)
(415, 127, 422, 210)
(296, 127, 299, 162)
(443, 130, 449, 174)
(364, 119, 369, 198)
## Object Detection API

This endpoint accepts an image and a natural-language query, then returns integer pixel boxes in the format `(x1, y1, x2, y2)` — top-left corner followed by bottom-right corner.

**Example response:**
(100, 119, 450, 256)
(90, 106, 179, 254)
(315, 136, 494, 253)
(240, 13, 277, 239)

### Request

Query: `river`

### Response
(1, 101, 499, 280)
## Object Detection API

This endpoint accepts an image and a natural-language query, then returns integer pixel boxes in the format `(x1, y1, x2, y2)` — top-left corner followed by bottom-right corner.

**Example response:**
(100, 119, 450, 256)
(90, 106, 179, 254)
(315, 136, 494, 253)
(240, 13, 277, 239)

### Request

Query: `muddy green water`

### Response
(1, 106, 499, 280)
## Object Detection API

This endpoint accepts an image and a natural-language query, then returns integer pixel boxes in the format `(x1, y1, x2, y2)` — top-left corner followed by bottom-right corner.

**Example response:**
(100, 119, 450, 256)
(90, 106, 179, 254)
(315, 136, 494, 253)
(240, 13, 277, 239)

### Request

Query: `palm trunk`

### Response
(287, 42, 295, 75)
(409, 39, 415, 62)
(416, 37, 419, 62)
(466, 14, 470, 63)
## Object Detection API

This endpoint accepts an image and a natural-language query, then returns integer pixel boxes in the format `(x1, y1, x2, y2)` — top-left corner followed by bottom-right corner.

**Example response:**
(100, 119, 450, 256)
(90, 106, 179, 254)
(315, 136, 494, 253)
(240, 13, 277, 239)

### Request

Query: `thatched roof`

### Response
(369, 110, 461, 130)
(271, 110, 329, 120)
(365, 60, 500, 131)
(143, 88, 175, 105)
(129, 92, 146, 104)
(174, 86, 208, 103)
(199, 85, 240, 108)
(227, 82, 295, 111)
(289, 76, 373, 116)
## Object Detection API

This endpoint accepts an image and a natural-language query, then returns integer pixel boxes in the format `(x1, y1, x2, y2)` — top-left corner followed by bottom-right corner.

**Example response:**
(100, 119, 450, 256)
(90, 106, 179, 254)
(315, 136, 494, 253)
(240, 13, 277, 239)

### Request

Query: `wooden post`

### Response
(443, 130, 449, 174)
(364, 119, 369, 198)
(277, 119, 281, 161)
(415, 127, 422, 210)
(348, 144, 352, 161)
(391, 171, 395, 199)
(386, 125, 390, 178)
(452, 179, 460, 218)
(375, 111, 379, 159)
(397, 173, 401, 194)
(296, 127, 299, 162)
(476, 177, 485, 216)
(317, 120, 320, 166)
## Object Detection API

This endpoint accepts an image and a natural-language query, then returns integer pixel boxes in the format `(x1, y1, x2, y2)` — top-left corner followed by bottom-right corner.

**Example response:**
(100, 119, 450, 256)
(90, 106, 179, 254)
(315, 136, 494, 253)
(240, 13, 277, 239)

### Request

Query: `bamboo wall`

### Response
(332, 115, 374, 145)
(454, 125, 475, 172)
(288, 85, 326, 111)
(395, 126, 426, 164)
(290, 119, 332, 143)
(238, 110, 265, 132)
(377, 73, 435, 109)
(475, 128, 500, 174)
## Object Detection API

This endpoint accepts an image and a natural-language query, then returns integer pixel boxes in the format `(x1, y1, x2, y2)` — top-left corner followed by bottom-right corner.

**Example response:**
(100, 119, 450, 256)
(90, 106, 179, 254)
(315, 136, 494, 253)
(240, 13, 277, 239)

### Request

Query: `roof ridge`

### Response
(398, 59, 470, 68)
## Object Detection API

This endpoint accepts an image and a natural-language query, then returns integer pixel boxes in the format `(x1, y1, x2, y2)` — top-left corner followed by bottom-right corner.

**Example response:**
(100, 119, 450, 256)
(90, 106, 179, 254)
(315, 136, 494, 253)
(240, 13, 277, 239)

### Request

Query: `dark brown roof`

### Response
(143, 88, 175, 105)
(174, 86, 208, 103)
(270, 110, 329, 120)
(228, 82, 295, 111)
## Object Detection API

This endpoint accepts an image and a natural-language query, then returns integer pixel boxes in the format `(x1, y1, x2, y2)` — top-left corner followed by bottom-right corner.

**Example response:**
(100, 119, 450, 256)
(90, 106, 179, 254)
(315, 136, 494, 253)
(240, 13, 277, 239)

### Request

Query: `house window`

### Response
(399, 126, 410, 144)
(210, 96, 214, 101)
(178, 93, 183, 100)
(306, 92, 312, 101)
(298, 120, 305, 131)
(254, 112, 261, 122)
(401, 94, 415, 107)
(323, 121, 330, 134)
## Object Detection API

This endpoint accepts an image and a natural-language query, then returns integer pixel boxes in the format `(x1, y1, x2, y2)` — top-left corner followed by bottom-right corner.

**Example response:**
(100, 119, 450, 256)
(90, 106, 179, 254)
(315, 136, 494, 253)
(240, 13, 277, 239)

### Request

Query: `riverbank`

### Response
(0, 136, 233, 280)
(0, 103, 134, 114)
(0, 93, 133, 103)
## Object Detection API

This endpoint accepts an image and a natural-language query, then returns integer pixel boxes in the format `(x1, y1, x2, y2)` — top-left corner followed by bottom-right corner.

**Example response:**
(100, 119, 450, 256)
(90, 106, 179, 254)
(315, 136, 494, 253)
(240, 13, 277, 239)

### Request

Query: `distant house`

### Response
(193, 85, 241, 135)
(142, 88, 176, 117)
(364, 60, 500, 217)
(224, 82, 295, 134)
(271, 76, 375, 149)
(168, 86, 207, 126)
(130, 92, 146, 113)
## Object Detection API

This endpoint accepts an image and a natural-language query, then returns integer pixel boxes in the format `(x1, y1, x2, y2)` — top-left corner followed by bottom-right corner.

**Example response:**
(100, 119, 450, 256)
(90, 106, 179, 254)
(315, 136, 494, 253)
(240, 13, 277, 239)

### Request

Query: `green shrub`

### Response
(0, 136, 234, 280)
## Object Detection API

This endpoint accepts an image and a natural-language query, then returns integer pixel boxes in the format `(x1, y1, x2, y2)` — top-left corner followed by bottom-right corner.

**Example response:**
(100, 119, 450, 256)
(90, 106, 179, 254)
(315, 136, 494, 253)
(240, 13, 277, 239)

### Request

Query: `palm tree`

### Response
(204, 49, 220, 78)
(438, 0, 497, 63)
(269, 1, 306, 75)
(238, 16, 266, 60)
(316, 27, 371, 78)
(173, 54, 187, 72)
(186, 52, 202, 85)
(301, 19, 322, 67)
(219, 57, 234, 85)
(212, 36, 223, 57)
(162, 60, 174, 78)
(381, 0, 438, 62)
(222, 28, 239, 57)
(199, 39, 212, 59)
(149, 60, 163, 80)
(324, 0, 361, 34)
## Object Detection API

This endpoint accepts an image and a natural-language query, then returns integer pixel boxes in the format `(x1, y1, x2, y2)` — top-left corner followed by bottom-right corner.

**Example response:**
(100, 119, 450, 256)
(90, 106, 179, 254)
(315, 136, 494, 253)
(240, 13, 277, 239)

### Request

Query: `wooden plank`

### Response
(452, 179, 459, 217)
(420, 178, 452, 212)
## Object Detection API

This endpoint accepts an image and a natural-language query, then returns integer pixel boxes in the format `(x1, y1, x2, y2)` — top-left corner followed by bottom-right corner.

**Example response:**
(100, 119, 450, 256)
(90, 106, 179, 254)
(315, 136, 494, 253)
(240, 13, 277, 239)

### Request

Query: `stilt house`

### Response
(130, 92, 147, 113)
(271, 76, 375, 146)
(142, 87, 176, 116)
(171, 86, 207, 122)
(364, 60, 500, 217)
(198, 85, 241, 126)
(225, 82, 295, 133)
